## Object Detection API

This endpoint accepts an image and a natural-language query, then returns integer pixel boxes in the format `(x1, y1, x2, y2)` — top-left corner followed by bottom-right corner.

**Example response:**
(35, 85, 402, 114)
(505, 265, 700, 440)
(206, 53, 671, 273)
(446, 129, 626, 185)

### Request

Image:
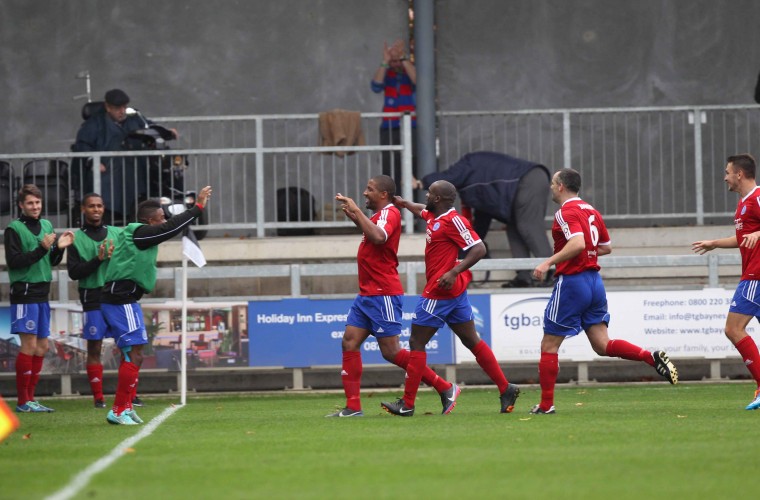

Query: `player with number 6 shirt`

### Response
(530, 168, 679, 415)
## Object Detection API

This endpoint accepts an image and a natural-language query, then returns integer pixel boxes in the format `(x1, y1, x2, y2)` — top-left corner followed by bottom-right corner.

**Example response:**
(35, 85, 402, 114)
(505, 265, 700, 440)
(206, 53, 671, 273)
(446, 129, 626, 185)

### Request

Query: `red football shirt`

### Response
(552, 197, 611, 276)
(357, 204, 404, 296)
(420, 208, 481, 299)
(734, 185, 760, 280)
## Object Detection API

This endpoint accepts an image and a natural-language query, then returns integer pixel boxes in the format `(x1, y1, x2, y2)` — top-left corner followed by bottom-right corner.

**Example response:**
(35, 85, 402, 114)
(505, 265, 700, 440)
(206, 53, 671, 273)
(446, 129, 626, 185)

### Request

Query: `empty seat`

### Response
(23, 160, 69, 215)
(0, 161, 15, 215)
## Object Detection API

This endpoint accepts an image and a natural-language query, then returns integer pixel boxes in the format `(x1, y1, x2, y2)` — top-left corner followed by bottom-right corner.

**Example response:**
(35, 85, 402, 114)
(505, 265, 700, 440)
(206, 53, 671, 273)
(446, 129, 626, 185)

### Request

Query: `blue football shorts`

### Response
(729, 280, 760, 318)
(81, 309, 112, 341)
(543, 270, 611, 337)
(346, 294, 403, 337)
(100, 302, 148, 348)
(11, 303, 51, 338)
(412, 291, 473, 328)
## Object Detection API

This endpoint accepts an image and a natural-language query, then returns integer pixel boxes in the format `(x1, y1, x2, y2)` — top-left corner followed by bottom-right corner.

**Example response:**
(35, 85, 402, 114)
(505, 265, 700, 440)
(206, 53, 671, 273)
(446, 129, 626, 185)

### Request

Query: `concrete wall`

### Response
(0, 0, 408, 153)
(2, 0, 759, 154)
(436, 0, 760, 110)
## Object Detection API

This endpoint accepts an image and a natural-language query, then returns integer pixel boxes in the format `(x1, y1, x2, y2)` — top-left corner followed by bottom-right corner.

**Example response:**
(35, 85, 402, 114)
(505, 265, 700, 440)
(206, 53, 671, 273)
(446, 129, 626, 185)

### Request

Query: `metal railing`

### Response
(0, 114, 416, 237)
(437, 105, 760, 224)
(0, 253, 739, 302)
(2, 104, 758, 235)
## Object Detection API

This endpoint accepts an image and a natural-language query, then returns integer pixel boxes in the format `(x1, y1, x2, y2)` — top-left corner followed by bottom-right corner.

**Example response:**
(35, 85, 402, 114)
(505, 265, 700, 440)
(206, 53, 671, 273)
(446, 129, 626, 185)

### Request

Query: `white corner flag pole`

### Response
(180, 254, 189, 406)
(180, 227, 206, 406)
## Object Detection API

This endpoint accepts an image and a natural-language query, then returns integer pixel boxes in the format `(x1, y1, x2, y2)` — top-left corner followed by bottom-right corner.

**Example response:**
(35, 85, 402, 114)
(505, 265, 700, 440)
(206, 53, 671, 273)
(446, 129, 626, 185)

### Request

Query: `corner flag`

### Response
(182, 227, 206, 268)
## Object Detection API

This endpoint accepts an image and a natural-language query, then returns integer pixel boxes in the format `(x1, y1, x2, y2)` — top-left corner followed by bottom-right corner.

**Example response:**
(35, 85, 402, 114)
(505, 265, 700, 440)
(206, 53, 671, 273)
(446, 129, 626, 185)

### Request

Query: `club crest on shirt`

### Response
(432, 222, 441, 231)
(742, 205, 747, 215)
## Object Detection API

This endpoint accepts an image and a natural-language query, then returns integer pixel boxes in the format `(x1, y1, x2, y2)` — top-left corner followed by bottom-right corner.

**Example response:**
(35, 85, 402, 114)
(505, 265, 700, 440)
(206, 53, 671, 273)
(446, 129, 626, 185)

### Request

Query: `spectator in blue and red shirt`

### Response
(371, 39, 419, 195)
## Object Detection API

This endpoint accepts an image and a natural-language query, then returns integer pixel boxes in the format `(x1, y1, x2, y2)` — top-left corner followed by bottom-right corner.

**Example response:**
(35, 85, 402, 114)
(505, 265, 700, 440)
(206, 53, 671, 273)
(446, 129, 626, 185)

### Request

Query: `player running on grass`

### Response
(530, 168, 678, 415)
(381, 180, 520, 416)
(326, 175, 459, 417)
(692, 153, 760, 411)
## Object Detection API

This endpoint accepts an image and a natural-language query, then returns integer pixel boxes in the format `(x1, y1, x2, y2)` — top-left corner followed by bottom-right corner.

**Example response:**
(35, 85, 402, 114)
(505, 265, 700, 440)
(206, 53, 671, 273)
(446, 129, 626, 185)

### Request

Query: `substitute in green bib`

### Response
(100, 185, 211, 425)
(67, 193, 121, 409)
(5, 184, 74, 413)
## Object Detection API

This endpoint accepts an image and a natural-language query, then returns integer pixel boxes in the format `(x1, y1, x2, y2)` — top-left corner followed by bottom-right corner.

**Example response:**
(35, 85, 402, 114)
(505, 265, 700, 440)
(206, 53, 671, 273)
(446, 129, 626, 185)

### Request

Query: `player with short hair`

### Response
(67, 193, 120, 408)
(5, 184, 75, 413)
(100, 186, 211, 425)
(326, 175, 458, 418)
(531, 168, 678, 415)
(382, 180, 520, 416)
(692, 153, 760, 410)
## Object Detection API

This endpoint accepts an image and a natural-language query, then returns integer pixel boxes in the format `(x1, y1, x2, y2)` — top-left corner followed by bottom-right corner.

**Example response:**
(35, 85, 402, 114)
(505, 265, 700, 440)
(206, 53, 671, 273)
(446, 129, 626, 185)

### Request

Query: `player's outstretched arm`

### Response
(692, 235, 738, 254)
(392, 195, 424, 218)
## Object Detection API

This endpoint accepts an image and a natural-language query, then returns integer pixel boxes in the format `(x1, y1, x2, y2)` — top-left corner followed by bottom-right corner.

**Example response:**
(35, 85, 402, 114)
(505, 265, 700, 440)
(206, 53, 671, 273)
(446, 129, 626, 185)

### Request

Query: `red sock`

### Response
(113, 361, 139, 415)
(403, 351, 426, 408)
(28, 355, 44, 402)
(606, 339, 653, 365)
(539, 352, 559, 410)
(86, 364, 105, 402)
(735, 336, 760, 385)
(472, 340, 508, 394)
(342, 351, 362, 411)
(15, 353, 33, 406)
(393, 349, 452, 394)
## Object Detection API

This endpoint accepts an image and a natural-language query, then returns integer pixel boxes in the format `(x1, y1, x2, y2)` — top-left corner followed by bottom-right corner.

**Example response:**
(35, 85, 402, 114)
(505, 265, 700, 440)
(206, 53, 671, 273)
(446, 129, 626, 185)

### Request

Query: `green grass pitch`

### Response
(1, 383, 757, 499)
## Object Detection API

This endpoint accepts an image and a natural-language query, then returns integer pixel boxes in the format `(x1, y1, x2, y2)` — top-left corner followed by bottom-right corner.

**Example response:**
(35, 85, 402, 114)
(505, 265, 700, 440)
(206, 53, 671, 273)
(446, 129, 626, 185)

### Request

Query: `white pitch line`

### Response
(45, 404, 183, 500)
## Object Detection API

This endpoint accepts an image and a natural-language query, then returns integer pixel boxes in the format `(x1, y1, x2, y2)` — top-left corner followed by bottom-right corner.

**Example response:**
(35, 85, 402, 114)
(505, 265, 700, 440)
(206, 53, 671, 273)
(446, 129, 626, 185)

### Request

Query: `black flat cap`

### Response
(104, 88, 130, 106)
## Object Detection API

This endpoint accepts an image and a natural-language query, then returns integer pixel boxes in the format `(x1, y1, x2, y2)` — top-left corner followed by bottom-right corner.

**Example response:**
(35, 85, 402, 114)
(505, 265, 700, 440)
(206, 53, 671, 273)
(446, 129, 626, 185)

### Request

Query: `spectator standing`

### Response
(531, 169, 678, 415)
(5, 185, 74, 413)
(371, 39, 418, 195)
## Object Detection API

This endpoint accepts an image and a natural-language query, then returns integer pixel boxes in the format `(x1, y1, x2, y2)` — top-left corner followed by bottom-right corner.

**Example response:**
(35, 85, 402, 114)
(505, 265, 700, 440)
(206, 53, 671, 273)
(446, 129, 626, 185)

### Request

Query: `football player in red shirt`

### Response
(326, 175, 458, 417)
(531, 168, 678, 415)
(382, 180, 520, 416)
(693, 154, 760, 410)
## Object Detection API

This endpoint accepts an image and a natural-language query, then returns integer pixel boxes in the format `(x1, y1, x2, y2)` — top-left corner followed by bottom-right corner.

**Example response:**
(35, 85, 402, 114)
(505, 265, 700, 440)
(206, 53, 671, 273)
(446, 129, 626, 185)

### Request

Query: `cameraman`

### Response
(72, 89, 177, 223)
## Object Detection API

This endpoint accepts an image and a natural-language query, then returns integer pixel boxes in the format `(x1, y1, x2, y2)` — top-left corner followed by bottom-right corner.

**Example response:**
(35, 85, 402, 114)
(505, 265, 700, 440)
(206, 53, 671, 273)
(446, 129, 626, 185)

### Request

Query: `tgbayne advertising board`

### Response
(479, 287, 757, 362)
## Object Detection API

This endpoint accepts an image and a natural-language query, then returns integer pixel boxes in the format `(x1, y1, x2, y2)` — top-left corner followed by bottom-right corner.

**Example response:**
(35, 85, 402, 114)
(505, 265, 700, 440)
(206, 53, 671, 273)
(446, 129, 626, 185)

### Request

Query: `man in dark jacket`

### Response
(423, 151, 553, 287)
(72, 89, 173, 222)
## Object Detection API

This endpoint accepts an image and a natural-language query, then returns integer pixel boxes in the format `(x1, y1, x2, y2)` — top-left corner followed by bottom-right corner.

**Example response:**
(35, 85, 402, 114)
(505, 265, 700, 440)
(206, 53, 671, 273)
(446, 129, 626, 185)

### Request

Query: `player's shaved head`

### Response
(431, 180, 457, 206)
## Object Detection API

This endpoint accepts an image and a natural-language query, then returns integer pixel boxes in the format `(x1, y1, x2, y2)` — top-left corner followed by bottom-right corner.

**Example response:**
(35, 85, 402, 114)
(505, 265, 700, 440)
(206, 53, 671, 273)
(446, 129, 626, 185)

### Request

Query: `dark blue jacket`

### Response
(71, 111, 153, 194)
(73, 111, 150, 156)
(423, 151, 550, 224)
